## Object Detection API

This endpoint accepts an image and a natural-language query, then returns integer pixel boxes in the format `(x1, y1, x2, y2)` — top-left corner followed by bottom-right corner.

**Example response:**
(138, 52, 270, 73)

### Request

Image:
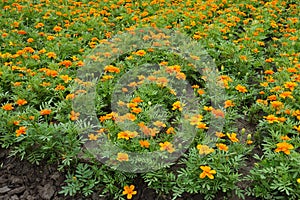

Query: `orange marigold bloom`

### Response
(118, 131, 138, 140)
(16, 126, 26, 137)
(88, 133, 98, 141)
(284, 82, 297, 91)
(153, 121, 166, 127)
(196, 144, 214, 155)
(212, 109, 225, 118)
(117, 152, 129, 162)
(166, 127, 175, 134)
(104, 65, 120, 73)
(264, 114, 279, 123)
(70, 111, 80, 121)
(275, 142, 294, 155)
(131, 97, 143, 103)
(59, 60, 72, 68)
(215, 132, 225, 138)
(280, 91, 293, 99)
(159, 141, 175, 153)
(40, 109, 51, 115)
(46, 52, 56, 59)
(134, 50, 146, 56)
(2, 103, 14, 111)
(270, 101, 283, 109)
(172, 101, 184, 111)
(53, 26, 62, 32)
(199, 166, 216, 179)
(60, 75, 72, 83)
(216, 143, 228, 151)
(122, 185, 137, 200)
(227, 133, 239, 142)
(131, 107, 142, 114)
(294, 125, 300, 133)
(55, 84, 65, 91)
(235, 84, 248, 93)
(66, 93, 75, 100)
(224, 100, 235, 108)
(280, 135, 291, 141)
(139, 140, 150, 148)
(16, 99, 27, 106)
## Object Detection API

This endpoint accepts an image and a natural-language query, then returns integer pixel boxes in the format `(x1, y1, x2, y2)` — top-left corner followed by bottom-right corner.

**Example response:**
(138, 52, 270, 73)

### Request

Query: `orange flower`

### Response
(139, 140, 150, 148)
(227, 133, 239, 142)
(284, 82, 297, 91)
(104, 65, 120, 73)
(275, 142, 294, 155)
(70, 111, 80, 121)
(196, 144, 214, 155)
(215, 132, 225, 138)
(122, 185, 137, 199)
(212, 109, 225, 118)
(16, 99, 27, 106)
(55, 84, 65, 91)
(16, 126, 26, 137)
(159, 141, 175, 153)
(172, 101, 184, 111)
(280, 91, 293, 99)
(166, 127, 175, 134)
(280, 135, 291, 141)
(88, 133, 98, 141)
(134, 50, 146, 56)
(46, 52, 56, 59)
(60, 75, 72, 83)
(264, 115, 279, 123)
(2, 103, 14, 111)
(270, 101, 283, 109)
(216, 143, 228, 151)
(153, 121, 166, 127)
(118, 131, 138, 140)
(294, 125, 300, 133)
(224, 100, 235, 108)
(117, 152, 129, 162)
(59, 60, 72, 68)
(53, 26, 62, 32)
(131, 97, 143, 103)
(199, 166, 216, 179)
(131, 107, 142, 114)
(40, 109, 51, 115)
(235, 84, 248, 93)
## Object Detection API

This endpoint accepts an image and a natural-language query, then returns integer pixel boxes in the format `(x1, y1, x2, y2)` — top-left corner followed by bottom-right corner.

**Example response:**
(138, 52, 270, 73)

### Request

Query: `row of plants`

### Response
(0, 0, 299, 199)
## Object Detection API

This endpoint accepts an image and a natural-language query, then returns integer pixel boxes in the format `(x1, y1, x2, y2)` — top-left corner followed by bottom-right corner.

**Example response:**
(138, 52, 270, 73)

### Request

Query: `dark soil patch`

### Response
(0, 147, 259, 200)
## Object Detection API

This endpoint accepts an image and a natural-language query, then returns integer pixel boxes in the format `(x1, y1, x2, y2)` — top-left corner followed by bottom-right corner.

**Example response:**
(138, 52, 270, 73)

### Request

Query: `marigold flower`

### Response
(16, 126, 26, 137)
(216, 143, 228, 151)
(153, 121, 166, 127)
(131, 97, 143, 103)
(2, 103, 14, 111)
(199, 166, 216, 179)
(227, 133, 239, 142)
(40, 109, 51, 115)
(104, 65, 120, 73)
(88, 133, 98, 141)
(117, 152, 129, 162)
(197, 144, 214, 155)
(122, 185, 137, 199)
(224, 100, 235, 108)
(235, 84, 248, 93)
(70, 111, 80, 121)
(275, 142, 294, 155)
(60, 75, 72, 83)
(16, 99, 27, 106)
(264, 114, 279, 123)
(284, 81, 297, 91)
(212, 109, 225, 118)
(280, 135, 291, 141)
(172, 101, 184, 111)
(166, 127, 175, 134)
(139, 140, 150, 148)
(134, 50, 146, 56)
(53, 25, 62, 32)
(131, 107, 142, 114)
(215, 132, 225, 138)
(118, 131, 138, 140)
(46, 52, 56, 59)
(159, 141, 175, 153)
